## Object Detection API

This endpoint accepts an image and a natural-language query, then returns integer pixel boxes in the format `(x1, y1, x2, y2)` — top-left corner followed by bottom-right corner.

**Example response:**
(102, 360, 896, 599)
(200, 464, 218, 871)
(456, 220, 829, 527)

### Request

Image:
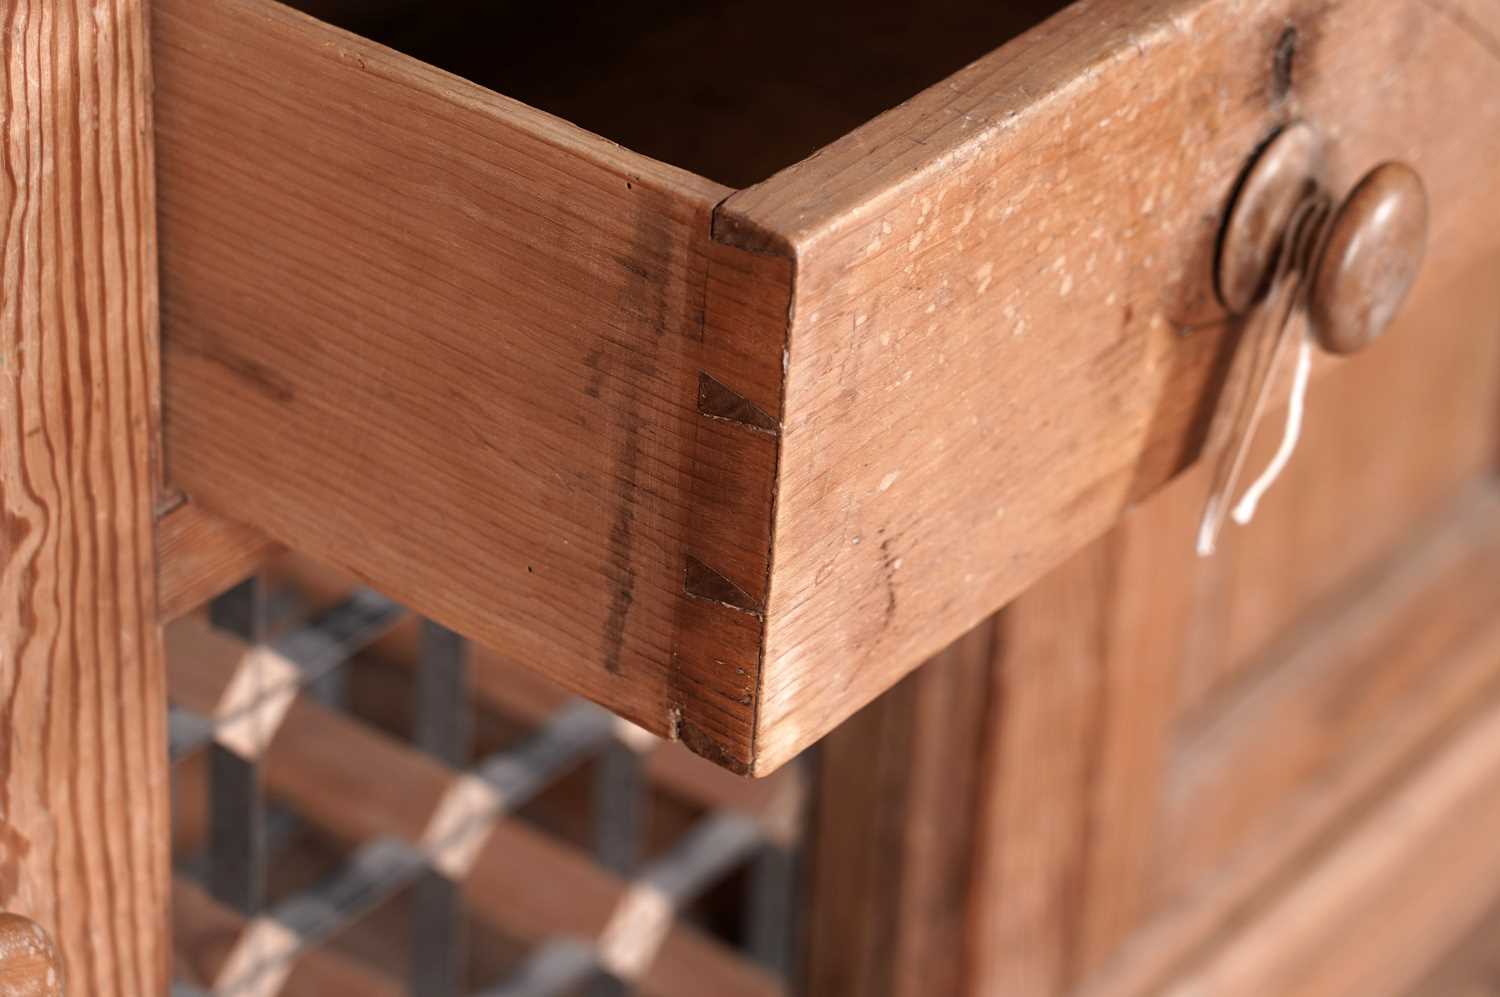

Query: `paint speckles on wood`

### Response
(1, 0, 170, 992)
(726, 0, 1500, 772)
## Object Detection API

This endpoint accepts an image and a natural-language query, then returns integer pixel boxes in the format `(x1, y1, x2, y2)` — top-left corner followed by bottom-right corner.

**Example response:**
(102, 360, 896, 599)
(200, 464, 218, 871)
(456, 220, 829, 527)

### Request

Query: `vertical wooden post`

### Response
(802, 620, 997, 997)
(804, 490, 1196, 997)
(1, 1, 169, 994)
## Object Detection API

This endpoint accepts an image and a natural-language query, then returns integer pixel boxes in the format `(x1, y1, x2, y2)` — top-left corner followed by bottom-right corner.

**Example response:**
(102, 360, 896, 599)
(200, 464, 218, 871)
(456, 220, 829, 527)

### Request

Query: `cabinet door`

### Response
(807, 253, 1500, 995)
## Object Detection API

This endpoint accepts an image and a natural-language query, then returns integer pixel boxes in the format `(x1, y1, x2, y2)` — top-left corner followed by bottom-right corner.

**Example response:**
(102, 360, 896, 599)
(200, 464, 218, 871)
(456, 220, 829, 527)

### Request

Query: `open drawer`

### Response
(154, 0, 1500, 774)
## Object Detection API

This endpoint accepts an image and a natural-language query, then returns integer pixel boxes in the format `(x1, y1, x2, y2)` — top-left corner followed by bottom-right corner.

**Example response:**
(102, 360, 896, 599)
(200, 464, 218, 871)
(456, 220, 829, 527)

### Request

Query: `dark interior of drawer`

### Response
(282, 0, 1069, 187)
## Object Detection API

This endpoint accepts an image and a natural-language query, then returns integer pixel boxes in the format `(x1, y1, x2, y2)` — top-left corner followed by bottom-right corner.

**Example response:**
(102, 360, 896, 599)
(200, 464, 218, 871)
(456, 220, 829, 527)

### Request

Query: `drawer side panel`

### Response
(155, 0, 786, 765)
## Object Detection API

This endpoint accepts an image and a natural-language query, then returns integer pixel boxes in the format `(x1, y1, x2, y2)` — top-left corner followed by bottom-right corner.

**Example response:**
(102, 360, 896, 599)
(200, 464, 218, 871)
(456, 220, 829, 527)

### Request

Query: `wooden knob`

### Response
(0, 913, 61, 996)
(1307, 162, 1428, 355)
(1216, 121, 1325, 314)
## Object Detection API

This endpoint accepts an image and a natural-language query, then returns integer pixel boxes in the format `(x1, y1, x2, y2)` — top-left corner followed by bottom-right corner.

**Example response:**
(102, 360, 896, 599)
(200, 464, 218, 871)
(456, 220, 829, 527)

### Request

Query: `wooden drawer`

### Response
(153, 0, 1500, 774)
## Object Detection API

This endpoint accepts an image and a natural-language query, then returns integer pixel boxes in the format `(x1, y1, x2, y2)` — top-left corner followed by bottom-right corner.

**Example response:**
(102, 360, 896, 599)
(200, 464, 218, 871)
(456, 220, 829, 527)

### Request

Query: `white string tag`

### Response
(1196, 194, 1330, 557)
(1231, 334, 1313, 526)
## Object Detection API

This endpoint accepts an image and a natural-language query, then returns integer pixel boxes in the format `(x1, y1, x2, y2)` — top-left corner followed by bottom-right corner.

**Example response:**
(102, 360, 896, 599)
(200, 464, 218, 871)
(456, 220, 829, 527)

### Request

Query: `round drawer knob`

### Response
(0, 913, 61, 996)
(1216, 121, 1325, 315)
(1307, 161, 1429, 355)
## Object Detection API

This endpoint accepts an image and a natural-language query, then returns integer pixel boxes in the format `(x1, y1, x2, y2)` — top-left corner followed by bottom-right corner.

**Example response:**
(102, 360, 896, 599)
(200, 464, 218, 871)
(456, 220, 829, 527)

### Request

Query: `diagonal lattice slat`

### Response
(168, 578, 802, 997)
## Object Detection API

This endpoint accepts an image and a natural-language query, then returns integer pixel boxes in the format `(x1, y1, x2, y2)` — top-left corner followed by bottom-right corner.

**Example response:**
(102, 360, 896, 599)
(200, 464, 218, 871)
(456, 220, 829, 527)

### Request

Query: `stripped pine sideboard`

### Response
(4, 0, 1500, 993)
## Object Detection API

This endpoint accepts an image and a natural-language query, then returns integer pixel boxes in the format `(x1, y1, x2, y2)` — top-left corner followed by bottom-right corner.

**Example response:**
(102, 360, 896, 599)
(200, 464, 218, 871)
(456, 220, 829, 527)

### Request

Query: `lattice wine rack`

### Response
(166, 557, 807, 997)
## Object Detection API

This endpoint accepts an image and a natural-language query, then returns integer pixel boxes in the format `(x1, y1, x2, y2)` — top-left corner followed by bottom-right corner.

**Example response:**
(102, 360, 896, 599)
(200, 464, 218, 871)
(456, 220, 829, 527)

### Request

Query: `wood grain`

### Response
(276, 0, 1065, 189)
(1161, 677, 1500, 997)
(802, 619, 996, 997)
(0, 0, 170, 993)
(156, 0, 1500, 777)
(724, 0, 1500, 770)
(252, 551, 802, 824)
(804, 477, 1197, 997)
(807, 376, 1500, 995)
(1075, 484, 1500, 997)
(155, 498, 279, 621)
(1171, 255, 1500, 712)
(1407, 894, 1500, 997)
(154, 0, 789, 769)
(966, 483, 1196, 996)
(1161, 485, 1500, 902)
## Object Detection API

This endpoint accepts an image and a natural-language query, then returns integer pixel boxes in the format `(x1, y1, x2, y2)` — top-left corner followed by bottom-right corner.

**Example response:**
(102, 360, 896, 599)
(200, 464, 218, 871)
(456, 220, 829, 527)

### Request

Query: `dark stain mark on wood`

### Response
(181, 335, 297, 404)
(611, 252, 658, 284)
(0, 822, 33, 904)
(599, 197, 678, 675)
(879, 537, 900, 629)
(601, 413, 641, 675)
(684, 554, 764, 615)
(1272, 25, 1297, 101)
(678, 717, 751, 776)
(582, 347, 605, 399)
(697, 371, 780, 434)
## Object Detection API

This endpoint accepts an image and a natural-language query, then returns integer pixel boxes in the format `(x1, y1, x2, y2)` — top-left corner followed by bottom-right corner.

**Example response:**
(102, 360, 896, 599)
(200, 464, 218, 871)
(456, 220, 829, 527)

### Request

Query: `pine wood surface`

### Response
(724, 0, 1500, 770)
(156, 499, 280, 622)
(1408, 895, 1500, 997)
(153, 0, 1500, 775)
(1, 1, 170, 993)
(254, 553, 803, 825)
(806, 242, 1500, 993)
(802, 620, 996, 997)
(153, 0, 787, 770)
(1161, 678, 1500, 997)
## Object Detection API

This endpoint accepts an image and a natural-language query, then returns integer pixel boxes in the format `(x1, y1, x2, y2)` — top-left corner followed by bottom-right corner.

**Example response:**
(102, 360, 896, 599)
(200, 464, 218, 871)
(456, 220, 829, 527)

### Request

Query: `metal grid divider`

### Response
(411, 620, 472, 997)
(169, 580, 807, 997)
(206, 578, 272, 914)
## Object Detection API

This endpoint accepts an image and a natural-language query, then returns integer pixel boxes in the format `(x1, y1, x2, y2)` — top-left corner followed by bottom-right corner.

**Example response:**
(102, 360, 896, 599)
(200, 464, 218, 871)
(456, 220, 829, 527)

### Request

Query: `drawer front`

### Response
(724, 0, 1500, 769)
(157, 0, 1500, 774)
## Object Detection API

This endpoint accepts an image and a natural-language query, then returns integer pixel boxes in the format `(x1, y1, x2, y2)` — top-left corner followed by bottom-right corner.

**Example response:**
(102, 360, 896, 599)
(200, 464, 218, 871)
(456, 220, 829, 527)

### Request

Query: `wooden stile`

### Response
(1, 0, 171, 992)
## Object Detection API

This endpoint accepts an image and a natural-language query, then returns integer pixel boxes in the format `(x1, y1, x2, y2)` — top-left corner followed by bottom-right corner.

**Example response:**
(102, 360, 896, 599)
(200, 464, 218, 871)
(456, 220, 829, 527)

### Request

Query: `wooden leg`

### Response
(1, 1, 169, 993)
